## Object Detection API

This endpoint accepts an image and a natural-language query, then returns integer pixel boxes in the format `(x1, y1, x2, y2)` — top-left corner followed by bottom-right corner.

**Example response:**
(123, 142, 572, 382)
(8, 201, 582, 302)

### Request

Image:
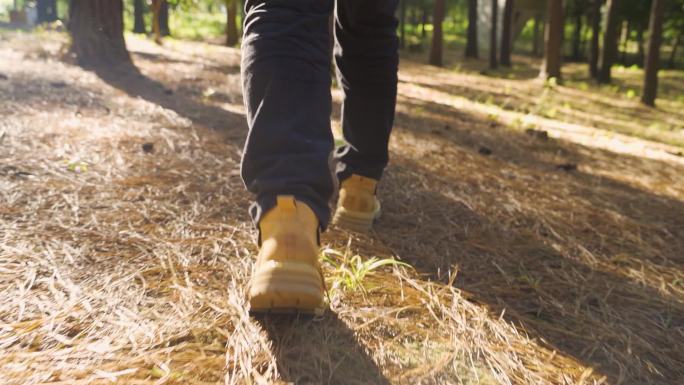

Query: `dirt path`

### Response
(1, 32, 683, 385)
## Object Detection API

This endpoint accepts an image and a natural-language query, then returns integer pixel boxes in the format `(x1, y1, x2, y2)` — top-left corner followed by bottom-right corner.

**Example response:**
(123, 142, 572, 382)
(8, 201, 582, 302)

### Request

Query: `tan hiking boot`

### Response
(248, 196, 325, 313)
(332, 174, 381, 232)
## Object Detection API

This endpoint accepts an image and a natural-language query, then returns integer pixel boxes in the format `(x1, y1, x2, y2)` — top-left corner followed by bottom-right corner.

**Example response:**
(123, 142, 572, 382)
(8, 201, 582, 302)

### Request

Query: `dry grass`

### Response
(1, 30, 683, 384)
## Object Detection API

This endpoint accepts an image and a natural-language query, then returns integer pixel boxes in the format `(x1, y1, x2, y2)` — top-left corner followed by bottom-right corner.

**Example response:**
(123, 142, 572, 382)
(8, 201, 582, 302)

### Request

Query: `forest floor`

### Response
(1, 30, 684, 385)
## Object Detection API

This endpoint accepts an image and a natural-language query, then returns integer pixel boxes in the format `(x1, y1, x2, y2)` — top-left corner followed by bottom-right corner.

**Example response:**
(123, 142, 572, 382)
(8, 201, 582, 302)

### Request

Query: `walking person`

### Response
(241, 0, 399, 312)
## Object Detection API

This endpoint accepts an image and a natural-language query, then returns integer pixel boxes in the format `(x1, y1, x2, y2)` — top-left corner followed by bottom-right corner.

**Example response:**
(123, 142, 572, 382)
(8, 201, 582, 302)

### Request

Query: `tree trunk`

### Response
(533, 13, 541, 56)
(669, 34, 681, 69)
(421, 7, 428, 39)
(641, 0, 664, 106)
(151, 0, 162, 44)
(429, 0, 445, 66)
(225, 0, 238, 46)
(540, 0, 563, 80)
(501, 0, 514, 66)
(37, 0, 57, 23)
(68, 0, 129, 66)
(620, 21, 629, 65)
(636, 25, 645, 66)
(597, 0, 619, 83)
(160, 0, 170, 37)
(571, 10, 582, 61)
(133, 0, 146, 34)
(466, 0, 478, 58)
(489, 0, 498, 69)
(589, 0, 601, 78)
(579, 16, 589, 59)
(400, 0, 406, 49)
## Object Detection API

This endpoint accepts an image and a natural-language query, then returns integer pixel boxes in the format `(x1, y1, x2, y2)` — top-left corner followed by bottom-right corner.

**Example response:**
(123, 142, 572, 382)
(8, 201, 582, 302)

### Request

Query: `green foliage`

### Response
(65, 159, 88, 173)
(149, 365, 184, 380)
(2, 0, 682, 68)
(170, 10, 228, 40)
(334, 137, 347, 148)
(543, 107, 558, 119)
(544, 77, 559, 89)
(321, 246, 410, 293)
(57, 0, 68, 19)
(0, 0, 69, 21)
(0, 0, 13, 21)
(122, 0, 233, 41)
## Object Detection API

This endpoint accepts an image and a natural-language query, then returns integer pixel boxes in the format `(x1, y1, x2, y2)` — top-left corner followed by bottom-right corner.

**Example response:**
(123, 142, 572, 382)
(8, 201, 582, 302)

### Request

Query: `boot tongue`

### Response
(344, 174, 377, 191)
(258, 196, 297, 246)
(276, 195, 297, 214)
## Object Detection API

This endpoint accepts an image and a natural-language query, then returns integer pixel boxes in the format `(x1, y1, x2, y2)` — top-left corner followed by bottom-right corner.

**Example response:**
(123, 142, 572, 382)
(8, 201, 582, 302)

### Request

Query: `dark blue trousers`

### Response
(240, 0, 399, 229)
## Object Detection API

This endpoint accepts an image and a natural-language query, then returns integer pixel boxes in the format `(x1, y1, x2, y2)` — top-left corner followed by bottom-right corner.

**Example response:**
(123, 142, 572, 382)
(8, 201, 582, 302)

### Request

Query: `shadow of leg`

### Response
(253, 312, 390, 385)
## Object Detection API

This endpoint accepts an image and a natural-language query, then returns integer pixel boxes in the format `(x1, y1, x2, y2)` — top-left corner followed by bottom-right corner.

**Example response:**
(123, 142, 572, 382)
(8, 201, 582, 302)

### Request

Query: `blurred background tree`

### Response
(1, 0, 682, 104)
(68, 0, 129, 65)
(642, 0, 665, 106)
(225, 0, 238, 46)
(36, 0, 57, 23)
(133, 0, 146, 34)
(540, 0, 563, 80)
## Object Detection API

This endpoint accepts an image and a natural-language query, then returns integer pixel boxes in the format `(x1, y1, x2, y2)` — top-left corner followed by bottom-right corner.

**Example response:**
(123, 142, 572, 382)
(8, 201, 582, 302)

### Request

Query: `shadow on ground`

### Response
(88, 60, 389, 384)
(254, 313, 390, 385)
(84, 55, 684, 384)
(372, 90, 684, 383)
(89, 61, 246, 142)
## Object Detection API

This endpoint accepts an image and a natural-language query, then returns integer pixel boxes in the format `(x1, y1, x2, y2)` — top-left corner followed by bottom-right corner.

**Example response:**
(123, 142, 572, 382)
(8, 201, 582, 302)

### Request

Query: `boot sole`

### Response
(332, 206, 381, 233)
(248, 262, 325, 314)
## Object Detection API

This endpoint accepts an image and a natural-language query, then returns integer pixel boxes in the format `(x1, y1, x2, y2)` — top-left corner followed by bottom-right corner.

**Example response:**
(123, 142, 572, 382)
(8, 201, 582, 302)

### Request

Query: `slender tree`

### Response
(636, 24, 645, 65)
(669, 34, 682, 69)
(421, 6, 428, 39)
(597, 0, 620, 83)
(465, 0, 479, 58)
(133, 0, 146, 34)
(68, 0, 129, 65)
(490, 0, 498, 69)
(641, 0, 665, 106)
(571, 5, 583, 61)
(151, 0, 162, 44)
(429, 0, 446, 66)
(226, 0, 239, 46)
(501, 0, 514, 66)
(540, 0, 564, 80)
(619, 21, 630, 65)
(532, 13, 542, 56)
(666, 1, 684, 68)
(160, 0, 170, 37)
(37, 0, 57, 23)
(589, 0, 601, 77)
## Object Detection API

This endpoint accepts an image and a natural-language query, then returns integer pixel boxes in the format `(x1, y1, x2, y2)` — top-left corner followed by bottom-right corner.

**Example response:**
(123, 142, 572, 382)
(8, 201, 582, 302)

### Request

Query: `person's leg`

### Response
(241, 0, 335, 229)
(333, 0, 399, 182)
(241, 0, 334, 312)
(331, 0, 398, 232)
